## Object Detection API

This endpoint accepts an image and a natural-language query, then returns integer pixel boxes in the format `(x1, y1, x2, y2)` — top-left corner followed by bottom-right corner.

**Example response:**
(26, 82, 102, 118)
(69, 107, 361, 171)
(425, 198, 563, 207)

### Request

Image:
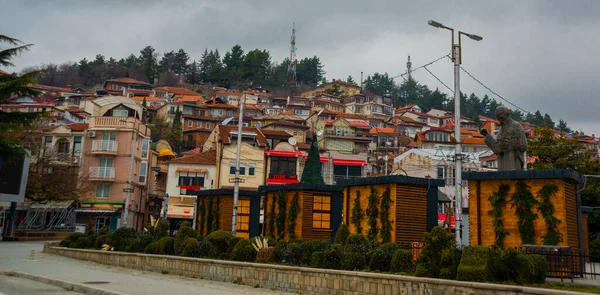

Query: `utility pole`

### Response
(428, 20, 482, 247)
(122, 121, 137, 228)
(231, 93, 246, 236)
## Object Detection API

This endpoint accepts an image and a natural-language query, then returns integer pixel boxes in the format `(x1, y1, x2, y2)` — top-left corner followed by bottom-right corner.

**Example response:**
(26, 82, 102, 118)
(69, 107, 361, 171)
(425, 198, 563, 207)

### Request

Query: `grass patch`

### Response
(535, 283, 600, 294)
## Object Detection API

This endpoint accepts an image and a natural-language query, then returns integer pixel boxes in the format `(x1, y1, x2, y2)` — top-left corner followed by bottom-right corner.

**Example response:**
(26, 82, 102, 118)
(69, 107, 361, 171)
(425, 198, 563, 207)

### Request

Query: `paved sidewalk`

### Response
(0, 241, 288, 295)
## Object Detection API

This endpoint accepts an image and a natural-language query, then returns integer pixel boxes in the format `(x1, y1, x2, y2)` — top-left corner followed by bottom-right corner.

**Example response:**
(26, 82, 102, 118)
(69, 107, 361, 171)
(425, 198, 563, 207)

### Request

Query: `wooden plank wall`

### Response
(564, 182, 579, 249)
(301, 191, 332, 241)
(395, 184, 427, 243)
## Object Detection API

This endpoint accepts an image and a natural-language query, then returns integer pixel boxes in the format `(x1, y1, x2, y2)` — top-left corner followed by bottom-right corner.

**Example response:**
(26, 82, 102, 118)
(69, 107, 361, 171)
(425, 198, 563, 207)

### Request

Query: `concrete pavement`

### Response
(0, 241, 288, 295)
(0, 275, 85, 295)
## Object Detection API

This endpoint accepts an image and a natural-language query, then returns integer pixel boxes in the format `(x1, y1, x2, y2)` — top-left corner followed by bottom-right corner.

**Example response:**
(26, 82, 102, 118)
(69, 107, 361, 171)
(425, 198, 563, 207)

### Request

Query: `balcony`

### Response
(91, 140, 118, 155)
(89, 167, 115, 181)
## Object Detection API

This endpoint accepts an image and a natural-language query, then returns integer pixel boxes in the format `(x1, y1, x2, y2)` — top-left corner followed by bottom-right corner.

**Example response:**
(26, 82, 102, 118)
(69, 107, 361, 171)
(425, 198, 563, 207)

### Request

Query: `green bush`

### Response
(525, 254, 548, 284)
(127, 233, 153, 253)
(231, 239, 256, 262)
(94, 234, 112, 249)
(157, 237, 175, 255)
(439, 248, 462, 280)
(228, 237, 243, 253)
(391, 249, 415, 273)
(341, 251, 366, 270)
(110, 228, 137, 251)
(196, 240, 212, 258)
(488, 247, 521, 282)
(273, 240, 288, 263)
(368, 243, 399, 272)
(415, 226, 454, 278)
(61, 232, 85, 247)
(299, 240, 329, 266)
(205, 230, 233, 258)
(174, 224, 197, 255)
(154, 220, 170, 241)
(255, 248, 276, 263)
(181, 238, 200, 257)
(345, 234, 372, 256)
(284, 242, 303, 265)
(85, 220, 96, 236)
(145, 242, 160, 254)
(73, 237, 92, 249)
(311, 247, 341, 270)
(59, 239, 70, 247)
(456, 246, 490, 282)
(591, 236, 600, 263)
(98, 226, 110, 235)
(334, 223, 350, 245)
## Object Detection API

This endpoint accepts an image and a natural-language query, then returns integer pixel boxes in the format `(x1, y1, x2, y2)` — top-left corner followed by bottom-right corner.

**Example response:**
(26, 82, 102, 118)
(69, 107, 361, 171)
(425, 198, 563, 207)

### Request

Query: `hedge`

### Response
(390, 249, 414, 273)
(456, 246, 490, 282)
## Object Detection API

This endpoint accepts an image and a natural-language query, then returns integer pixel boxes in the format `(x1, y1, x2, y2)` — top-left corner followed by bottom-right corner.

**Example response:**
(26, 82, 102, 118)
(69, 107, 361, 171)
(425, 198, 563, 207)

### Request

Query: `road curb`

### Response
(2, 271, 127, 295)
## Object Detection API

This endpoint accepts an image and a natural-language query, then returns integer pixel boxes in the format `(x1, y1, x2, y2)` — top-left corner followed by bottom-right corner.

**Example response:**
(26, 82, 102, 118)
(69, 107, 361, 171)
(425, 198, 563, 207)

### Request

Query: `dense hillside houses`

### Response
(2, 74, 598, 235)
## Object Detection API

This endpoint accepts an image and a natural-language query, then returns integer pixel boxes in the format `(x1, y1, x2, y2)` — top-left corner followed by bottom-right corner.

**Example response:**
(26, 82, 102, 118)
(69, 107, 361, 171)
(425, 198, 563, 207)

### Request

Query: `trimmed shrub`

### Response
(98, 226, 110, 235)
(61, 232, 85, 247)
(273, 240, 288, 263)
(85, 220, 96, 236)
(415, 226, 454, 278)
(456, 246, 491, 282)
(345, 234, 372, 256)
(181, 238, 200, 257)
(157, 237, 175, 255)
(73, 237, 92, 249)
(285, 242, 303, 265)
(311, 248, 341, 270)
(174, 224, 197, 255)
(334, 223, 350, 245)
(145, 242, 160, 254)
(299, 240, 329, 266)
(391, 249, 415, 273)
(591, 236, 600, 263)
(311, 251, 328, 268)
(228, 237, 243, 253)
(526, 254, 549, 284)
(439, 248, 462, 280)
(205, 230, 233, 258)
(368, 243, 399, 272)
(94, 234, 112, 249)
(127, 233, 153, 253)
(197, 240, 212, 258)
(59, 239, 70, 247)
(231, 239, 256, 262)
(110, 227, 137, 251)
(255, 248, 276, 263)
(489, 247, 521, 282)
(341, 251, 366, 270)
(154, 220, 169, 241)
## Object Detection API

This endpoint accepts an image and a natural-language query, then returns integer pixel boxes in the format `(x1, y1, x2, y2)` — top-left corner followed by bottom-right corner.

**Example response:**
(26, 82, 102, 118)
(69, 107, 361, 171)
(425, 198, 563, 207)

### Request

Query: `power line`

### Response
(391, 54, 451, 81)
(423, 65, 454, 94)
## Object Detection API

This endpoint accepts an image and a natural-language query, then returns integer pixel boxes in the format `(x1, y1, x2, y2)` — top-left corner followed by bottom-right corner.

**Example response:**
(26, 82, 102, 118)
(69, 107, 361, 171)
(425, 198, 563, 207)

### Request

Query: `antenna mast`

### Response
(289, 22, 297, 85)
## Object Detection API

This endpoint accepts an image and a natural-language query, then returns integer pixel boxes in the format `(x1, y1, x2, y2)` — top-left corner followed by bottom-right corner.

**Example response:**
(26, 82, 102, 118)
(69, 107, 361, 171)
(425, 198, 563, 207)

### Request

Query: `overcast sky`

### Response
(2, 0, 599, 134)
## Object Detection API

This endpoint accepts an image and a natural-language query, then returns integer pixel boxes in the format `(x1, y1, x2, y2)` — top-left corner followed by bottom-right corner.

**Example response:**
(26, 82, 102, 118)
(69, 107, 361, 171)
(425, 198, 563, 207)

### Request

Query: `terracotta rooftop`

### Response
(218, 126, 267, 147)
(0, 69, 9, 75)
(131, 96, 165, 102)
(264, 119, 309, 129)
(155, 86, 201, 96)
(67, 123, 89, 131)
(260, 129, 293, 138)
(346, 119, 371, 129)
(169, 150, 217, 165)
(313, 98, 343, 106)
(106, 78, 151, 85)
(369, 127, 397, 135)
(29, 84, 69, 93)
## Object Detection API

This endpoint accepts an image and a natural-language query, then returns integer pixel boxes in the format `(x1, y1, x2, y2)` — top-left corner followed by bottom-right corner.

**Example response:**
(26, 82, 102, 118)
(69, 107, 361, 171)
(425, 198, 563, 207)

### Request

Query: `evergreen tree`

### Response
(173, 49, 189, 76)
(557, 119, 571, 133)
(168, 107, 183, 155)
(543, 113, 555, 129)
(159, 50, 176, 72)
(346, 75, 356, 85)
(199, 48, 210, 82)
(139, 45, 158, 83)
(300, 134, 324, 184)
(186, 60, 201, 84)
(141, 97, 147, 123)
(242, 49, 271, 85)
(223, 45, 245, 87)
(296, 56, 325, 86)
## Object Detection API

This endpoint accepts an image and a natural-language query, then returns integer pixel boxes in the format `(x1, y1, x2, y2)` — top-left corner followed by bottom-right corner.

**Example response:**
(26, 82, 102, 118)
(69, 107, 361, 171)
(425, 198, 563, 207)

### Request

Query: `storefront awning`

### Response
(75, 209, 117, 213)
(167, 204, 194, 219)
(79, 201, 124, 211)
(176, 168, 208, 173)
(302, 155, 329, 163)
(332, 159, 367, 166)
(438, 189, 452, 203)
(264, 150, 302, 157)
(267, 178, 300, 185)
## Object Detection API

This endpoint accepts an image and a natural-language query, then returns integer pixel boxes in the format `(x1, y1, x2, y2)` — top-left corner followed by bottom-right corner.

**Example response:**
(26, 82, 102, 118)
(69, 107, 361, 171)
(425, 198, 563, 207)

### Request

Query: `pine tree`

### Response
(168, 107, 183, 155)
(557, 119, 571, 133)
(139, 45, 158, 83)
(300, 134, 324, 184)
(141, 97, 147, 123)
(346, 75, 356, 85)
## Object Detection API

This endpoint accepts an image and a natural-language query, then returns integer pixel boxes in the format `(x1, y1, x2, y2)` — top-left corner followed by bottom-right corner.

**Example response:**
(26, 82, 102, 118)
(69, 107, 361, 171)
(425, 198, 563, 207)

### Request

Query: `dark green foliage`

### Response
(415, 226, 454, 278)
(73, 237, 92, 249)
(62, 232, 85, 247)
(456, 246, 490, 282)
(255, 248, 276, 263)
(299, 240, 329, 266)
(98, 226, 110, 235)
(206, 196, 214, 234)
(231, 239, 256, 262)
(267, 195, 276, 237)
(127, 233, 153, 253)
(334, 223, 349, 245)
(311, 248, 341, 270)
(488, 184, 511, 248)
(488, 247, 521, 282)
(110, 228, 137, 251)
(276, 191, 287, 240)
(340, 251, 366, 270)
(525, 254, 549, 284)
(287, 192, 300, 240)
(174, 223, 198, 255)
(536, 184, 563, 245)
(157, 237, 175, 255)
(154, 220, 169, 241)
(85, 220, 96, 236)
(228, 237, 243, 253)
(59, 239, 70, 247)
(144, 242, 160, 254)
(510, 181, 538, 244)
(391, 249, 415, 273)
(515, 254, 532, 284)
(350, 190, 363, 235)
(366, 187, 379, 242)
(591, 236, 600, 262)
(205, 230, 233, 258)
(199, 199, 206, 237)
(379, 187, 393, 243)
(300, 134, 324, 184)
(180, 238, 199, 257)
(273, 240, 288, 263)
(196, 240, 213, 258)
(439, 248, 462, 280)
(345, 234, 372, 256)
(282, 242, 303, 265)
(213, 196, 220, 231)
(94, 234, 112, 249)
(368, 242, 399, 272)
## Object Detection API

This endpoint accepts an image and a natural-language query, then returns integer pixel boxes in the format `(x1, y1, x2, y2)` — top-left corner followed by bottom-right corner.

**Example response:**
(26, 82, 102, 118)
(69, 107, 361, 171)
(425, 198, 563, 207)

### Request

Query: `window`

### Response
(205, 122, 211, 129)
(43, 166, 53, 174)
(113, 107, 128, 117)
(312, 195, 331, 229)
(230, 163, 246, 175)
(437, 167, 445, 179)
(187, 120, 192, 128)
(98, 158, 113, 178)
(249, 164, 255, 176)
(139, 162, 148, 183)
(56, 139, 70, 159)
(254, 122, 263, 128)
(178, 175, 205, 194)
(141, 138, 149, 158)
(96, 183, 110, 198)
(226, 111, 233, 117)
(269, 157, 297, 178)
(196, 121, 201, 128)
(230, 164, 236, 175)
(44, 136, 52, 154)
(236, 199, 251, 238)
(240, 164, 246, 175)
(72, 136, 82, 157)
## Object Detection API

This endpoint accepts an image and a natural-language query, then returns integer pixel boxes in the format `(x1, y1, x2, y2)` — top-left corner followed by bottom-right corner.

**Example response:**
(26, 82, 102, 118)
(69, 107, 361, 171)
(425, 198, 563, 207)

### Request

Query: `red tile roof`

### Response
(155, 86, 201, 96)
(346, 119, 371, 129)
(480, 154, 498, 162)
(218, 126, 267, 147)
(169, 150, 217, 165)
(68, 123, 89, 131)
(260, 129, 293, 138)
(205, 102, 237, 109)
(313, 98, 343, 106)
(29, 84, 69, 93)
(176, 95, 204, 103)
(321, 119, 334, 126)
(461, 137, 485, 145)
(131, 96, 164, 102)
(264, 119, 309, 129)
(369, 127, 396, 135)
(0, 69, 10, 75)
(106, 78, 151, 85)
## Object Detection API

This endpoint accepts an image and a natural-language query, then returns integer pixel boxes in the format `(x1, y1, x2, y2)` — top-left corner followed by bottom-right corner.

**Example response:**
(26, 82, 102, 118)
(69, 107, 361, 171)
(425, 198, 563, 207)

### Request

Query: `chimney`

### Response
(360, 72, 363, 90)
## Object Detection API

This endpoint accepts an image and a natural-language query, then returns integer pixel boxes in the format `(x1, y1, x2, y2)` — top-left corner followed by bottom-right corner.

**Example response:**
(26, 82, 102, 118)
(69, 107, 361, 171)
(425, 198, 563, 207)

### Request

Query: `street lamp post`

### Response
(428, 20, 482, 247)
(231, 93, 246, 237)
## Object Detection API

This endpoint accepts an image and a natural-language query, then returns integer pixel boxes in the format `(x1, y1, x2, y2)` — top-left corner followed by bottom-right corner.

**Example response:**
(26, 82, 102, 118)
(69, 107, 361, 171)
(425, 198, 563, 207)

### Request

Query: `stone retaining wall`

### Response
(45, 245, 575, 295)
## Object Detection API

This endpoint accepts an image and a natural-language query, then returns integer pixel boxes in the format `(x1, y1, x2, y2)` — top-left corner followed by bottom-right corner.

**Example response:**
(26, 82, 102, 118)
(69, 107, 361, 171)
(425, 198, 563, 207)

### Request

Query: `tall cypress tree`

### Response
(301, 133, 324, 184)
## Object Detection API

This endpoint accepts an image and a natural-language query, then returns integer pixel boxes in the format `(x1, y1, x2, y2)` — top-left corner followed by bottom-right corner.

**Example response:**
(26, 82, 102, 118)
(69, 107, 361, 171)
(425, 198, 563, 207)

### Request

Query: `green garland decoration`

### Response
(487, 184, 511, 248)
(536, 184, 563, 245)
(510, 181, 539, 244)
(366, 186, 379, 242)
(206, 196, 214, 234)
(276, 191, 287, 240)
(268, 193, 276, 237)
(379, 186, 393, 243)
(287, 192, 300, 240)
(199, 199, 206, 237)
(350, 190, 363, 235)
(213, 196, 220, 231)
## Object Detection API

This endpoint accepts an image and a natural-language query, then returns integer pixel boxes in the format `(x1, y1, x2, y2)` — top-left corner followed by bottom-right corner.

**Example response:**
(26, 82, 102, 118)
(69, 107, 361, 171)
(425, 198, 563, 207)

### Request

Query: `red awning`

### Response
(302, 155, 329, 163)
(180, 185, 202, 190)
(267, 178, 300, 185)
(264, 150, 302, 157)
(332, 159, 367, 166)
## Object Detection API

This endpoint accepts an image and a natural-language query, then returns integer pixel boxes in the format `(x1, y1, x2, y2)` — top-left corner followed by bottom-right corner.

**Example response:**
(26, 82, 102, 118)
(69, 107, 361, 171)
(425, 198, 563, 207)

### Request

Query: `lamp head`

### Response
(466, 33, 483, 41)
(428, 20, 444, 29)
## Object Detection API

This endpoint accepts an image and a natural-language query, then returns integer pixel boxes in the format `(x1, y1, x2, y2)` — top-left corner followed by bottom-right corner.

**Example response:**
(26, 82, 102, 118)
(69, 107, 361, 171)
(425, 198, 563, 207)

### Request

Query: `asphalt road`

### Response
(0, 275, 84, 295)
(0, 241, 288, 295)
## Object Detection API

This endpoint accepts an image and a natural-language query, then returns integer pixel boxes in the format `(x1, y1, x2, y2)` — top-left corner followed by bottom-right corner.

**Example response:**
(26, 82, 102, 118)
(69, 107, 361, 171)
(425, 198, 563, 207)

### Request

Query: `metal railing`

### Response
(92, 140, 118, 153)
(89, 167, 115, 179)
(522, 245, 599, 283)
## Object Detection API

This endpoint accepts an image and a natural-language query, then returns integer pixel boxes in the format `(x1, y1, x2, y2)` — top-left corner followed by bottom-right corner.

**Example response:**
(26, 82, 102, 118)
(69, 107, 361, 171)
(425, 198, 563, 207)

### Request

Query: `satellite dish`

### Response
(288, 137, 297, 145)
(316, 130, 323, 137)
